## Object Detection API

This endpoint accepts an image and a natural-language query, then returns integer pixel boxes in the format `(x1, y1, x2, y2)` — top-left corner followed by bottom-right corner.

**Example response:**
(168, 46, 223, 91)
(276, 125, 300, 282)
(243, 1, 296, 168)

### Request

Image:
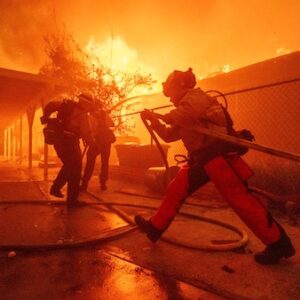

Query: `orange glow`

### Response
(276, 47, 291, 56)
(84, 37, 143, 72)
(0, 1, 299, 77)
(222, 64, 231, 73)
(84, 36, 160, 96)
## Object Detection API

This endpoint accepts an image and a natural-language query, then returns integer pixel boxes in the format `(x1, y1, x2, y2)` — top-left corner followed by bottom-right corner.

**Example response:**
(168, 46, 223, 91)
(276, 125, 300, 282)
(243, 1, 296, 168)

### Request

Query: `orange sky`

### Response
(0, 0, 299, 81)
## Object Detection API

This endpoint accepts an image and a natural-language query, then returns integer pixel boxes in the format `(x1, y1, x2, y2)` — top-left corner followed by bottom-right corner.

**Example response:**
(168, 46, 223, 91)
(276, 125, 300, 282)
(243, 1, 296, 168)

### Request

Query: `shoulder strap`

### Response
(221, 106, 234, 133)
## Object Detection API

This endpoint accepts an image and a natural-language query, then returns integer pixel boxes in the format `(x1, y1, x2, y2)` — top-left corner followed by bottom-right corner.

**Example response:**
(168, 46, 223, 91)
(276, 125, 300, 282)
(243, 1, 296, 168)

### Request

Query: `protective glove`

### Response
(140, 109, 155, 120)
(141, 109, 162, 127)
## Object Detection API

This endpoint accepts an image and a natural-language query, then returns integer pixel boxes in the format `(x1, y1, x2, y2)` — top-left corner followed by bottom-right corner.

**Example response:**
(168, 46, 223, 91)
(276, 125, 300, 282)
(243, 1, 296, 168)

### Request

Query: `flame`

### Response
(276, 47, 291, 56)
(84, 36, 160, 95)
(85, 36, 152, 74)
(222, 64, 231, 73)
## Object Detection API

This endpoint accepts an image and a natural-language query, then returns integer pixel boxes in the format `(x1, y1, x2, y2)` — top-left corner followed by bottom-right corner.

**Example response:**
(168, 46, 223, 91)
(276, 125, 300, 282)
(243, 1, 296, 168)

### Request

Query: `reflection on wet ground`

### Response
(1, 161, 299, 300)
(0, 163, 225, 299)
(0, 248, 225, 299)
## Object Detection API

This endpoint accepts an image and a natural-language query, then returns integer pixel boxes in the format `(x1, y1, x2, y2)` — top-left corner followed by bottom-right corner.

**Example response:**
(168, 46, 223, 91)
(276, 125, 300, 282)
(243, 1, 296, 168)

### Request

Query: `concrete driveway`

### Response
(0, 159, 299, 299)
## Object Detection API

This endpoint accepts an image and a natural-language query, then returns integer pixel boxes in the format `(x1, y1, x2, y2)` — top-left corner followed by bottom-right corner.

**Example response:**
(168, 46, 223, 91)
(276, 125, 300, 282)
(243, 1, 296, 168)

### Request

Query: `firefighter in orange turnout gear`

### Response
(135, 68, 295, 264)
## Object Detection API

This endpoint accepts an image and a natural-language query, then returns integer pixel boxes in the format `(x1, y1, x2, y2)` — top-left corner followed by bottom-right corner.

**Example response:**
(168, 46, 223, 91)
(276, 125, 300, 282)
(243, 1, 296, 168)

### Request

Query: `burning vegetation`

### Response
(39, 28, 156, 135)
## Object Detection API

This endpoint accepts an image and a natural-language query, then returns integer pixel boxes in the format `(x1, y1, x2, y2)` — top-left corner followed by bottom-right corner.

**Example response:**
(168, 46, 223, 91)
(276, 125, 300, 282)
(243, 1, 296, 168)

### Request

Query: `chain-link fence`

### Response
(120, 76, 300, 195)
(218, 79, 300, 195)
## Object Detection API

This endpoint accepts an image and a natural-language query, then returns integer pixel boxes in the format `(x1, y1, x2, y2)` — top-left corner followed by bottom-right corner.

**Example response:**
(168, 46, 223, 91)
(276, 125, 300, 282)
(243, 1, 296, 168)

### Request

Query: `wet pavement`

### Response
(0, 158, 299, 299)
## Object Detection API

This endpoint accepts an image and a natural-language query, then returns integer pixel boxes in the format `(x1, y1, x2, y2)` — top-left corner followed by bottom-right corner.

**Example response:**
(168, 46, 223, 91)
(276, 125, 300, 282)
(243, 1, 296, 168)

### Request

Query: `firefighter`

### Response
(135, 68, 295, 264)
(42, 93, 96, 208)
(80, 102, 116, 191)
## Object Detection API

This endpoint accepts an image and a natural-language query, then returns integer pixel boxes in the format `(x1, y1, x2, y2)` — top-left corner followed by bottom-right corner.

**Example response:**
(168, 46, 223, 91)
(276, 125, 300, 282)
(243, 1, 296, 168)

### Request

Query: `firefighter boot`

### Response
(255, 225, 295, 264)
(50, 185, 64, 198)
(135, 215, 164, 242)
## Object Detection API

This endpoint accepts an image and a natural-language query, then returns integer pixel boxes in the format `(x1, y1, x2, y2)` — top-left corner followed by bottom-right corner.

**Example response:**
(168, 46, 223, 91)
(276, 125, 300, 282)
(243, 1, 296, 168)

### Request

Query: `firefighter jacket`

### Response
(43, 100, 94, 145)
(151, 88, 228, 153)
(89, 109, 116, 147)
(64, 104, 94, 144)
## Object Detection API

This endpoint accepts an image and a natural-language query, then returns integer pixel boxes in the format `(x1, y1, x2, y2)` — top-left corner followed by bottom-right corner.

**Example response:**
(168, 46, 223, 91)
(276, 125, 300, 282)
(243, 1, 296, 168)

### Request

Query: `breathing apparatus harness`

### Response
(140, 89, 255, 186)
(41, 100, 80, 145)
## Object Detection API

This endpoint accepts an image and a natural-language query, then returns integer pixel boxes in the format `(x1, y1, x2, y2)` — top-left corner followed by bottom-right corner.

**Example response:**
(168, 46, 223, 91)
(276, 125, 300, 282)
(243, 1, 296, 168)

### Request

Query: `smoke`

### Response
(0, 0, 299, 76)
(0, 0, 57, 72)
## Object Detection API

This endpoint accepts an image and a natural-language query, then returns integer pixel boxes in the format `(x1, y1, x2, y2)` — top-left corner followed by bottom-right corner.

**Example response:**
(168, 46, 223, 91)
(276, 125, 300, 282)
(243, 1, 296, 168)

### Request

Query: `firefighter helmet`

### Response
(78, 92, 95, 110)
(162, 68, 196, 97)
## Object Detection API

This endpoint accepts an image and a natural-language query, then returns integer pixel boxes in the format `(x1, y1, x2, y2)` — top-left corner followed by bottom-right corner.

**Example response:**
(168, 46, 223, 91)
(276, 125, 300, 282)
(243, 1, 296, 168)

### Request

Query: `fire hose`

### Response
(2, 88, 300, 251)
(0, 196, 248, 251)
(1, 106, 250, 253)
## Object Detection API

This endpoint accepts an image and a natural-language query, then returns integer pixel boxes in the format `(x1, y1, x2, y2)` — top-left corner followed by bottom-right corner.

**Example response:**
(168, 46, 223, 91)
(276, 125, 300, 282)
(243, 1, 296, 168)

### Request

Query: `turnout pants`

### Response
(82, 143, 111, 186)
(151, 154, 281, 245)
(53, 138, 82, 205)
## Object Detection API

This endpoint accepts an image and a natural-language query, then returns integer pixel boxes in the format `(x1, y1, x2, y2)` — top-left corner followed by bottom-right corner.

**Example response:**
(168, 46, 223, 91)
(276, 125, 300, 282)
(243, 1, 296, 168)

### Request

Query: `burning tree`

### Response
(89, 65, 155, 134)
(39, 27, 92, 93)
(40, 28, 155, 134)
